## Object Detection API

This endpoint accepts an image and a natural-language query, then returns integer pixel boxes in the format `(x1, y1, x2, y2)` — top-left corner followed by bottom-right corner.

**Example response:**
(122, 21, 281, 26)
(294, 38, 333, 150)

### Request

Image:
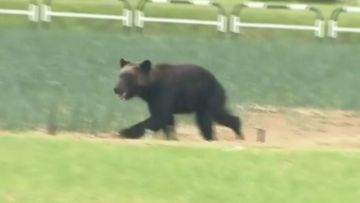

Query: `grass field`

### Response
(1, 2, 359, 202)
(0, 29, 359, 132)
(0, 133, 360, 203)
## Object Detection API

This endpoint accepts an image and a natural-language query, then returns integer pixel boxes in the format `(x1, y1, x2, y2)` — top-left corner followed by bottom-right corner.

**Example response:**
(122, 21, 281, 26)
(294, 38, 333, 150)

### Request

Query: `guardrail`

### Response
(230, 2, 325, 37)
(41, 0, 132, 27)
(329, 6, 360, 38)
(2, 0, 360, 39)
(135, 0, 227, 32)
(0, 0, 39, 22)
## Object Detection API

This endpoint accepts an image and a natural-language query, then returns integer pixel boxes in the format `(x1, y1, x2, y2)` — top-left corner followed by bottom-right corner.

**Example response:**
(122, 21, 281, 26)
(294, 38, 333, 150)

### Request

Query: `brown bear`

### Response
(114, 59, 244, 141)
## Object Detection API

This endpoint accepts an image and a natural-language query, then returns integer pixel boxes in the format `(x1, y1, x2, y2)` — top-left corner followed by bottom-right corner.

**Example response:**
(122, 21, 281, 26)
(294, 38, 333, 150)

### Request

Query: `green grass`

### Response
(0, 1, 359, 132)
(0, 29, 359, 132)
(0, 134, 360, 203)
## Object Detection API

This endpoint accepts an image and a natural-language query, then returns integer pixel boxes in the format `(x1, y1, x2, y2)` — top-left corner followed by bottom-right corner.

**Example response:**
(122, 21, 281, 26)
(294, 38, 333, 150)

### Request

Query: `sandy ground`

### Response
(1, 107, 360, 150)
(135, 106, 360, 150)
(238, 106, 360, 149)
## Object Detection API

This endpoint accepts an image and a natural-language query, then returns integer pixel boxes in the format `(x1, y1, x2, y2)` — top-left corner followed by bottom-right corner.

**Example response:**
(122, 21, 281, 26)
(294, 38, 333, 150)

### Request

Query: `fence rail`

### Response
(1, 1, 360, 39)
(230, 2, 324, 37)
(0, 0, 39, 22)
(329, 6, 360, 38)
(135, 0, 227, 32)
(41, 0, 132, 27)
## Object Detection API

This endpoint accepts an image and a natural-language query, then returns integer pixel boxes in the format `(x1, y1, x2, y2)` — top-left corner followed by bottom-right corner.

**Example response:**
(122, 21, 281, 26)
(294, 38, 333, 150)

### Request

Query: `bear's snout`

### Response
(114, 87, 128, 99)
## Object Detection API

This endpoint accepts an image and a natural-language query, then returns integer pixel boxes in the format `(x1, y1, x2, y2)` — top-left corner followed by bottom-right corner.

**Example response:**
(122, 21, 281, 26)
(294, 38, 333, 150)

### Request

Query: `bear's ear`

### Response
(140, 60, 151, 73)
(120, 58, 130, 68)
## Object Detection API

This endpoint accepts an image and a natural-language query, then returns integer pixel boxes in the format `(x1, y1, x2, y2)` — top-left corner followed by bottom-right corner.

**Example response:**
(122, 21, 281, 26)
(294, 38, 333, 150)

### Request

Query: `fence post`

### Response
(0, 0, 40, 22)
(231, 2, 324, 38)
(135, 0, 227, 32)
(329, 6, 360, 38)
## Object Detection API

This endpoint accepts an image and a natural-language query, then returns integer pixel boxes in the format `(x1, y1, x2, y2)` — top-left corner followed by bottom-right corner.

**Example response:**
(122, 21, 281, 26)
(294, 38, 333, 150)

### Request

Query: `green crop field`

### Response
(0, 28, 359, 132)
(0, 0, 359, 132)
(0, 134, 360, 203)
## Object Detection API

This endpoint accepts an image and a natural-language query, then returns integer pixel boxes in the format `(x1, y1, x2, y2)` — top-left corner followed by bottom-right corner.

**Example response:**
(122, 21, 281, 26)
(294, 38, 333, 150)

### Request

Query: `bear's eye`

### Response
(121, 73, 133, 79)
(120, 73, 136, 83)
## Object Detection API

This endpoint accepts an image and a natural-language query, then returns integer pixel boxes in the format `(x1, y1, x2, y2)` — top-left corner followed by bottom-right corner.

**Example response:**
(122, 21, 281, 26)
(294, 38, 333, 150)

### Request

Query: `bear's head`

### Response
(114, 58, 151, 100)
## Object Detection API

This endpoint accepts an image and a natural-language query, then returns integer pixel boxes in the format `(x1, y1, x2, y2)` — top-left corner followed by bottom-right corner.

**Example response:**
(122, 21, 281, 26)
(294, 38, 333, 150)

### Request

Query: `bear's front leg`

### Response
(163, 115, 177, 140)
(119, 117, 176, 140)
(145, 116, 169, 138)
(119, 118, 150, 139)
(146, 96, 173, 138)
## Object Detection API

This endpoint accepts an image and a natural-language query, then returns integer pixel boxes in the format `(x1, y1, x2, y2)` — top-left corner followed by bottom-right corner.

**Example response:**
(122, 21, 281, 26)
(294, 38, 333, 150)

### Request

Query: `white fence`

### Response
(230, 2, 325, 37)
(41, 0, 132, 27)
(135, 0, 227, 32)
(329, 6, 360, 38)
(1, 1, 360, 38)
(0, 0, 39, 22)
(0, 0, 132, 26)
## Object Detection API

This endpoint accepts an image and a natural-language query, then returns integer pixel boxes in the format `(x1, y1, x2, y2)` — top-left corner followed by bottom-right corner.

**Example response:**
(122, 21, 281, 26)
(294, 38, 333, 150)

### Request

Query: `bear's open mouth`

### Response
(118, 92, 128, 100)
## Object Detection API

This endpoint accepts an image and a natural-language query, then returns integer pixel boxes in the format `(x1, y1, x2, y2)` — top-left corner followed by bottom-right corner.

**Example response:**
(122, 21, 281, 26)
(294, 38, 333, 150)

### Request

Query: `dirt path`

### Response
(1, 107, 360, 150)
(126, 106, 360, 150)
(240, 107, 360, 149)
(206, 106, 360, 150)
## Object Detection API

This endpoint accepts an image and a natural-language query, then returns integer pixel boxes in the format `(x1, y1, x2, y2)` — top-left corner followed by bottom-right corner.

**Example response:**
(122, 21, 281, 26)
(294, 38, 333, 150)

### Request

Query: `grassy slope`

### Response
(0, 29, 359, 132)
(0, 134, 360, 203)
(0, 0, 359, 132)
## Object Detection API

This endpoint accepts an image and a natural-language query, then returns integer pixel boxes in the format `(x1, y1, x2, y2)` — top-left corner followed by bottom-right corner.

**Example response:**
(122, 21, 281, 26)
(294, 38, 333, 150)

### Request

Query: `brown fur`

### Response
(114, 59, 244, 141)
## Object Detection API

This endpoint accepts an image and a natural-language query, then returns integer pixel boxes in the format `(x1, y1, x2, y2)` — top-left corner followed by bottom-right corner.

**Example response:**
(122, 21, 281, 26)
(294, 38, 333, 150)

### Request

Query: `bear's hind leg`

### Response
(195, 111, 215, 141)
(214, 109, 244, 140)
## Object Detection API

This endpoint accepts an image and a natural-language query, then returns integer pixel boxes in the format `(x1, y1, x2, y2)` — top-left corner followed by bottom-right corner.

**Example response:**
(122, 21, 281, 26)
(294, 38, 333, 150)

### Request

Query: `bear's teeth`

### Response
(121, 92, 127, 98)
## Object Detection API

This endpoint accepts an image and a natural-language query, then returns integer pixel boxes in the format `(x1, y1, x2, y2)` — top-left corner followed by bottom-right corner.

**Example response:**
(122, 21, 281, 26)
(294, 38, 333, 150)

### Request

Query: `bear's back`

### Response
(150, 63, 223, 101)
(151, 63, 216, 86)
